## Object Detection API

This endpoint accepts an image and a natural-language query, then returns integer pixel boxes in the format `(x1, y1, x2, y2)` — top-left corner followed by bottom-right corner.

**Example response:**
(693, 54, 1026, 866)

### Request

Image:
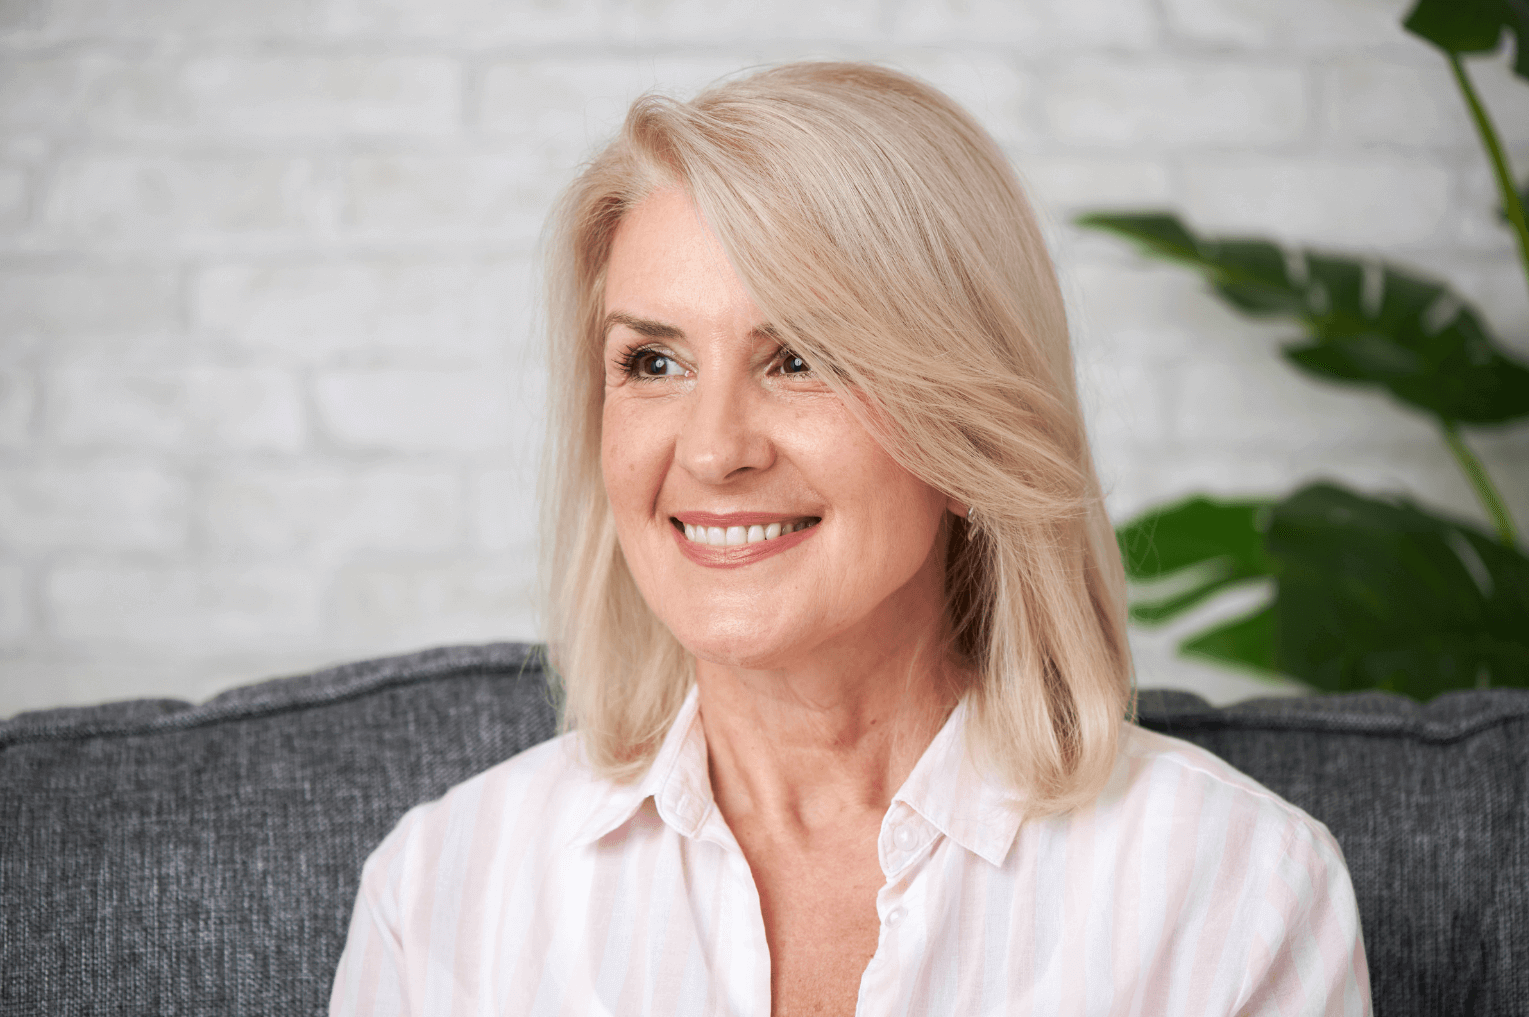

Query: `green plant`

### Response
(1079, 0, 1529, 699)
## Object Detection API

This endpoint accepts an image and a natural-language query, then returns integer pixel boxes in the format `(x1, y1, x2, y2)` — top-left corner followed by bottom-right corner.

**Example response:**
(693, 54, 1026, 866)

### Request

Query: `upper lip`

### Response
(670, 511, 818, 527)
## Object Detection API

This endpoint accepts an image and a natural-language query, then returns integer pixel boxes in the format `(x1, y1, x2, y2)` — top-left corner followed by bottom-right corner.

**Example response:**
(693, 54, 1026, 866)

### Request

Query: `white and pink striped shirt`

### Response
(331, 687, 1370, 1016)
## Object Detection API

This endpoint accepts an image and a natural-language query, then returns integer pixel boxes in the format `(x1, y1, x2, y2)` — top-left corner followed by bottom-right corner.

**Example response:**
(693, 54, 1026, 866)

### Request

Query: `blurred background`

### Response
(1, 0, 1525, 717)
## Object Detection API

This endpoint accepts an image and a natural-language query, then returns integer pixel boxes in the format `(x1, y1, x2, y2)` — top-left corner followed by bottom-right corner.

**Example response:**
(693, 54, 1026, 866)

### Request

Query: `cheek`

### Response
(601, 396, 668, 521)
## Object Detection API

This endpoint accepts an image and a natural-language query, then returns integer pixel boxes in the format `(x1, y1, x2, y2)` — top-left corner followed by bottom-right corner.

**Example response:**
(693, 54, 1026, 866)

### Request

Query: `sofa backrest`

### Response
(2, 643, 1525, 1016)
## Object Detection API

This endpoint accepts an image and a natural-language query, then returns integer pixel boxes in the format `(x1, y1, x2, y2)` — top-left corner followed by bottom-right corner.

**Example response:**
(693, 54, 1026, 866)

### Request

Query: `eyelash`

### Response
(613, 344, 812, 379)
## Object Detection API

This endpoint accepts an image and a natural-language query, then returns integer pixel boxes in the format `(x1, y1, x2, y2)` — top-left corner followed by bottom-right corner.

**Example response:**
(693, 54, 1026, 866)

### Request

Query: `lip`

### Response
(669, 515, 820, 569)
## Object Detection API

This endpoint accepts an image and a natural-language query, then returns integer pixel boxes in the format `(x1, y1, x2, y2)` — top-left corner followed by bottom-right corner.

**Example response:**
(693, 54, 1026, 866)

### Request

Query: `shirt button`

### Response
(892, 824, 916, 850)
(885, 907, 906, 927)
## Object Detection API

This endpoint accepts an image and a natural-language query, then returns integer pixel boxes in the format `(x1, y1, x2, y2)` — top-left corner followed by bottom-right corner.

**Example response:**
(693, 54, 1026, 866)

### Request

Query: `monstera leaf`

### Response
(1118, 484, 1529, 699)
(1404, 0, 1529, 78)
(1076, 212, 1529, 425)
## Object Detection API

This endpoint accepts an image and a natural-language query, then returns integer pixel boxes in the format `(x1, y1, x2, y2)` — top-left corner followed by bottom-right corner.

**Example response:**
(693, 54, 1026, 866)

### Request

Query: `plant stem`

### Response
(1448, 53, 1529, 303)
(1442, 420, 1518, 546)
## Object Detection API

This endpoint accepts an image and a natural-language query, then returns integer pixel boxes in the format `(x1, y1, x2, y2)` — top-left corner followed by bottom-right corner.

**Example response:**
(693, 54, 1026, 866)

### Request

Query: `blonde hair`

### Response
(541, 62, 1132, 815)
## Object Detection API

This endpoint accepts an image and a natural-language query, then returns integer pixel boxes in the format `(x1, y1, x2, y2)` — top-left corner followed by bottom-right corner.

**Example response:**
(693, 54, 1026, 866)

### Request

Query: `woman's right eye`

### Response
(618, 348, 686, 379)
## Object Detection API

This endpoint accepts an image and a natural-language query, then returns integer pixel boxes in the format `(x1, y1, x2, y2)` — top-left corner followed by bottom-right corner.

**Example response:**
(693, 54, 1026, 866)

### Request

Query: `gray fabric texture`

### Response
(1, 643, 556, 1017)
(1, 643, 1524, 1016)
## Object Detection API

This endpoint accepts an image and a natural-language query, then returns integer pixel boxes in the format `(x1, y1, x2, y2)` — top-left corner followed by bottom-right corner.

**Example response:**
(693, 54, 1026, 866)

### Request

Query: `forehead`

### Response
(602, 188, 763, 338)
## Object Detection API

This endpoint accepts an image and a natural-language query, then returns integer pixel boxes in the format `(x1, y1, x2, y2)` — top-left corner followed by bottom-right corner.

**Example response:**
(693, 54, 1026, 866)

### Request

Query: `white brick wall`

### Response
(2, 0, 1526, 714)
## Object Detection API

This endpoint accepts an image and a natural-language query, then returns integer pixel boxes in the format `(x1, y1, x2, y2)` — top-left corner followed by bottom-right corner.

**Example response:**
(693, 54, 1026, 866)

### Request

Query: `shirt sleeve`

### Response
(329, 810, 420, 1017)
(1234, 817, 1372, 1017)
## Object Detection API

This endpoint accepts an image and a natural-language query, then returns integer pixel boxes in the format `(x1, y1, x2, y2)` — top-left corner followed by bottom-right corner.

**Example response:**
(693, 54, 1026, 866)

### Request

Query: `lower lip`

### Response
(672, 522, 819, 569)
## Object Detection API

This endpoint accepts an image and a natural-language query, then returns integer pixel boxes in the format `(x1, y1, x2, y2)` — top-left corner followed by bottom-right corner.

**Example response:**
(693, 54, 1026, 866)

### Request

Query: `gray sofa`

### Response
(2, 642, 1525, 1015)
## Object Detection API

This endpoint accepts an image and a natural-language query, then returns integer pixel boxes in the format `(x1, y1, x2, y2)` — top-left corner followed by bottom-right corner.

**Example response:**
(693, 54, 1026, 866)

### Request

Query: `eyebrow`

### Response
(602, 312, 684, 341)
(601, 312, 784, 346)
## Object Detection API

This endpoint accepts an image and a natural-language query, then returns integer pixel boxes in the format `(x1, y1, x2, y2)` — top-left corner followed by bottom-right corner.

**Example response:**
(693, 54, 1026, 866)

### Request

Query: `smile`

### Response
(668, 514, 822, 569)
(676, 517, 819, 546)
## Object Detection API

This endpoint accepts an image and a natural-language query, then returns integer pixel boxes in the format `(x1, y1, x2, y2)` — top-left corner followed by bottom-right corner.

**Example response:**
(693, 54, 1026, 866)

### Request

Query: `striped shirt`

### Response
(330, 686, 1371, 1015)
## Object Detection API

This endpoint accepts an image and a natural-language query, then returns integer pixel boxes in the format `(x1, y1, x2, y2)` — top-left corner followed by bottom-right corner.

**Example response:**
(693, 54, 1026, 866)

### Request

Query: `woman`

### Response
(330, 62, 1369, 1015)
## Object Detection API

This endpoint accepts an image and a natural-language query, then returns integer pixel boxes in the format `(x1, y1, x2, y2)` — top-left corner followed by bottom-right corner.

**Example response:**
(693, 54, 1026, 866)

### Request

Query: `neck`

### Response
(696, 622, 966, 836)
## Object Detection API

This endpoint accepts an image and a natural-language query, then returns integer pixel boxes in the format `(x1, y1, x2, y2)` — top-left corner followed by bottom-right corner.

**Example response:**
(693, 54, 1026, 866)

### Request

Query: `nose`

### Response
(673, 369, 774, 485)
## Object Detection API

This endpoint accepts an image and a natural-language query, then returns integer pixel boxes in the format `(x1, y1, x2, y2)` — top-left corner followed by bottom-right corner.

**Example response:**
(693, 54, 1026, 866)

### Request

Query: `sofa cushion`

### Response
(1, 643, 556, 1017)
(2, 643, 1525, 1016)
(1136, 687, 1529, 1016)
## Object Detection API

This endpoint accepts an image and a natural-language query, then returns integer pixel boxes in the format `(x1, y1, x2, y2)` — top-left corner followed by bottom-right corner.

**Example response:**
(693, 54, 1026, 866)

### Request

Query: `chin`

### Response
(671, 614, 811, 672)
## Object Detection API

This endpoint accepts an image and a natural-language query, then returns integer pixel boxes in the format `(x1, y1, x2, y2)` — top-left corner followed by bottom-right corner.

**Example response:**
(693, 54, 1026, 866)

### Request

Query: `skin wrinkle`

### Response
(598, 185, 972, 1014)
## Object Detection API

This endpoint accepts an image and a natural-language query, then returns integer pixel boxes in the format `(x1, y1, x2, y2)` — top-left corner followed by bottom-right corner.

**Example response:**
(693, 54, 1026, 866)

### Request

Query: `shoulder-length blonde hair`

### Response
(541, 61, 1132, 815)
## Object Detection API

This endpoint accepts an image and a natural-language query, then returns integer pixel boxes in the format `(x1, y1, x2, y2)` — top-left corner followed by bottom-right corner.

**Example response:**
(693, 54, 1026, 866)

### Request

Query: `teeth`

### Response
(682, 518, 816, 545)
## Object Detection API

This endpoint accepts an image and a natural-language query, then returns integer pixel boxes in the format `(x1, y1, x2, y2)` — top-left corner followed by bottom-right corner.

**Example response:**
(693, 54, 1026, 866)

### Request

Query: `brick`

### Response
(41, 156, 332, 242)
(893, 0, 1157, 48)
(0, 468, 186, 551)
(0, 564, 27, 647)
(202, 469, 463, 555)
(46, 366, 305, 452)
(180, 56, 461, 137)
(1077, 359, 1174, 457)
(193, 257, 534, 364)
(473, 467, 538, 553)
(1065, 260, 1290, 365)
(1437, 259, 1529, 350)
(1455, 160, 1529, 254)
(0, 55, 113, 132)
(0, 369, 34, 448)
(332, 560, 538, 647)
(344, 151, 554, 240)
(313, 370, 515, 453)
(0, 0, 41, 33)
(1161, 0, 1410, 49)
(1172, 358, 1440, 450)
(606, 0, 880, 44)
(44, 565, 321, 647)
(38, 0, 318, 36)
(479, 54, 743, 156)
(1103, 448, 1295, 522)
(0, 268, 179, 349)
(1044, 61, 1306, 147)
(1022, 157, 1172, 212)
(0, 165, 25, 225)
(1322, 58, 1468, 147)
(322, 0, 605, 42)
(1180, 157, 1452, 247)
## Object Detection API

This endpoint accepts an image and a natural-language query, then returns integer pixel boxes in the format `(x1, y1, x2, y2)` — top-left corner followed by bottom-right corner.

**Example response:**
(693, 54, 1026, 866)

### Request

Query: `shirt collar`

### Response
(570, 684, 713, 846)
(884, 697, 1025, 870)
(570, 686, 1025, 869)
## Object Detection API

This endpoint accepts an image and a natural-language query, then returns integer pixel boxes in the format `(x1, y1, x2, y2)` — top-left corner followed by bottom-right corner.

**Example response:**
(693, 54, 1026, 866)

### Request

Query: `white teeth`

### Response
(680, 518, 816, 546)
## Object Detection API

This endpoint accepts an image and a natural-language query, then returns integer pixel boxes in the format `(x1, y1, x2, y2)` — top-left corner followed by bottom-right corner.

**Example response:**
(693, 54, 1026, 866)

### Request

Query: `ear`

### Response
(947, 498, 969, 520)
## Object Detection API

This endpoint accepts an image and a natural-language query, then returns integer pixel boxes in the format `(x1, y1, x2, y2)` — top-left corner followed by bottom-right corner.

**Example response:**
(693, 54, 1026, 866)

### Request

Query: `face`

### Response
(600, 187, 960, 672)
